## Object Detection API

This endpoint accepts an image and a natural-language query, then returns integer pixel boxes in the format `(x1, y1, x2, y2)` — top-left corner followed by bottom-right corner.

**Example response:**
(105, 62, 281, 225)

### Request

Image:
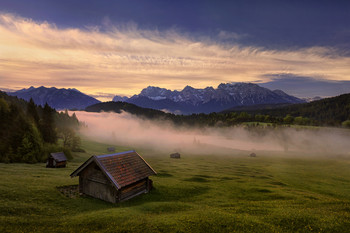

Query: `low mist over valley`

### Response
(75, 111, 350, 157)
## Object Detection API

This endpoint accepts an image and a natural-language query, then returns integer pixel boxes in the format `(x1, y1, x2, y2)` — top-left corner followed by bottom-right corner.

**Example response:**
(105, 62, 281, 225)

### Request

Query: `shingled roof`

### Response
(50, 152, 67, 162)
(70, 150, 156, 189)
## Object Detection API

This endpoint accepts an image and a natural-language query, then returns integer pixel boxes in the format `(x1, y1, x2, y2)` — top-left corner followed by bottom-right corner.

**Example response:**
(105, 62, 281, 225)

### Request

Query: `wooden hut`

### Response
(70, 150, 156, 203)
(46, 152, 67, 168)
(249, 152, 257, 157)
(170, 152, 181, 159)
(107, 147, 115, 152)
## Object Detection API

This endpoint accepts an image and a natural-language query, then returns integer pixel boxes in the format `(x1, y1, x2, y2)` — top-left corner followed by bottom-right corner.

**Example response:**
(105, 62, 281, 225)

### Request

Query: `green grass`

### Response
(1, 140, 350, 232)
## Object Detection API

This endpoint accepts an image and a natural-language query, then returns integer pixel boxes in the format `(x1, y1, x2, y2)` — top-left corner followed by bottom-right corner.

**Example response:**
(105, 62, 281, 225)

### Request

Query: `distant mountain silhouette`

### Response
(8, 86, 100, 110)
(112, 95, 128, 102)
(115, 83, 305, 114)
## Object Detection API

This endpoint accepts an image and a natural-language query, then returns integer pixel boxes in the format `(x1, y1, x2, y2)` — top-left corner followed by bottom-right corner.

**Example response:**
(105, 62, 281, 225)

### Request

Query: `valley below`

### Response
(1, 135, 350, 232)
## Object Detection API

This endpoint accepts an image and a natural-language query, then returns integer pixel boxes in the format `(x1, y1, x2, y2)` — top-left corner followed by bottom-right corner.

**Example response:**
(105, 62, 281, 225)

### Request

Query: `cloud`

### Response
(217, 30, 247, 41)
(1, 13, 350, 101)
(259, 74, 350, 97)
(89, 92, 118, 100)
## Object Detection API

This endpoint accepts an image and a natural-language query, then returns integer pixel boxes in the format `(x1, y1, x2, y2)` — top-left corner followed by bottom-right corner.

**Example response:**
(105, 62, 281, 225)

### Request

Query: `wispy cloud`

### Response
(260, 74, 350, 98)
(1, 13, 349, 100)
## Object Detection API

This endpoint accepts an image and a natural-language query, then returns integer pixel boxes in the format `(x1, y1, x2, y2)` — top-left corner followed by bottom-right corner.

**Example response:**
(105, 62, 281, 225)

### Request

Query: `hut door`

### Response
(48, 158, 54, 167)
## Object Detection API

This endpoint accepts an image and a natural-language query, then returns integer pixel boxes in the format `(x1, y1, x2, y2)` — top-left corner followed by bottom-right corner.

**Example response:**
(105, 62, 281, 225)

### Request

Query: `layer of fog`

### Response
(74, 111, 350, 157)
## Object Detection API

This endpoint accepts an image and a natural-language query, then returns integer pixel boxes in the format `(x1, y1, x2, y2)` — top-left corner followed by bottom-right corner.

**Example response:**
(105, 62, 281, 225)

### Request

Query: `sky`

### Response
(0, 0, 349, 100)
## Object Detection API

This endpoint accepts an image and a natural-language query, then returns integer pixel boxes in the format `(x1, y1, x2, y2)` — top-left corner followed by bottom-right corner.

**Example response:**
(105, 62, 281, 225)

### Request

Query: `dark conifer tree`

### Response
(40, 103, 57, 143)
(27, 98, 40, 127)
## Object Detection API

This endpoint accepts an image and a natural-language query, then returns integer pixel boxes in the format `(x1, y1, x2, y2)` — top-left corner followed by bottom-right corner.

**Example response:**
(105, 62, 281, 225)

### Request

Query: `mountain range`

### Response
(115, 83, 305, 114)
(7, 83, 304, 113)
(8, 86, 100, 110)
(86, 93, 350, 127)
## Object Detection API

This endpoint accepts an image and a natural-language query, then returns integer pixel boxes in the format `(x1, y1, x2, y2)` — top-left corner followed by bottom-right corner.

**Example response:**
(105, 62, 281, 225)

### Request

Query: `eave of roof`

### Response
(94, 156, 121, 189)
(70, 155, 121, 190)
(134, 151, 157, 175)
(70, 156, 94, 177)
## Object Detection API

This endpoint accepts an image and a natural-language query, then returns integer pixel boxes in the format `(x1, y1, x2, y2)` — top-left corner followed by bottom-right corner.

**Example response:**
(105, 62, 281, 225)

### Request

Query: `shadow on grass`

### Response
(135, 184, 210, 203)
(270, 181, 287, 186)
(136, 202, 192, 214)
(231, 187, 293, 202)
(68, 183, 211, 212)
(183, 176, 209, 183)
(157, 172, 173, 178)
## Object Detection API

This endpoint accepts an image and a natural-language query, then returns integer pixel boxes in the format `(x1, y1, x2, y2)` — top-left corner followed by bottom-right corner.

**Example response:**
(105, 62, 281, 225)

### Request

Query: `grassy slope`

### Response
(0, 139, 350, 232)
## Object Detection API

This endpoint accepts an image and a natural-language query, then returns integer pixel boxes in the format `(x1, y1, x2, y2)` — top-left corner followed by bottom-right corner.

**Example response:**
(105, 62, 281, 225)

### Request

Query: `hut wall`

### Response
(55, 161, 66, 168)
(119, 178, 148, 201)
(46, 157, 66, 168)
(170, 153, 180, 158)
(79, 163, 117, 203)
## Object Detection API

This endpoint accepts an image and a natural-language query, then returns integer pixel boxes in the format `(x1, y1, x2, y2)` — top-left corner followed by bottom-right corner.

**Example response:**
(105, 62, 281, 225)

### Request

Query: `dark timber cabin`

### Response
(46, 152, 67, 168)
(70, 150, 157, 203)
(170, 152, 181, 159)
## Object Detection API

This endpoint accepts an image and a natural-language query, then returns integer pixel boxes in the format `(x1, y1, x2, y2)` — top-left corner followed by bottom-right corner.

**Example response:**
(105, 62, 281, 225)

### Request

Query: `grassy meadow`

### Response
(1, 138, 350, 232)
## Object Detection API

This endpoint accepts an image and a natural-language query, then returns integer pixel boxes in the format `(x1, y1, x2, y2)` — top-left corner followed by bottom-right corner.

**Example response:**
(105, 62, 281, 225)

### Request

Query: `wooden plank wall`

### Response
(120, 179, 147, 201)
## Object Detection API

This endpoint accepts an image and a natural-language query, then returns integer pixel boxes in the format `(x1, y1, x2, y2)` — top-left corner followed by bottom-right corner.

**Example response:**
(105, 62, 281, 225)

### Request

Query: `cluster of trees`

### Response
(232, 93, 350, 127)
(56, 110, 83, 152)
(169, 112, 312, 127)
(0, 92, 81, 163)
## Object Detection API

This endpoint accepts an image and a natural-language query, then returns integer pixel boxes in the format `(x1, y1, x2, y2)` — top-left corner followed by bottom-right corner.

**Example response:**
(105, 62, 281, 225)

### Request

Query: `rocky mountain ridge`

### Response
(116, 83, 305, 114)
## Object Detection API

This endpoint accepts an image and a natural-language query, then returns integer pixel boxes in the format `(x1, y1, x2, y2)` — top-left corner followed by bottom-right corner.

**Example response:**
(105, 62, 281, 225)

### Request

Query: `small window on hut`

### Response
(94, 165, 101, 171)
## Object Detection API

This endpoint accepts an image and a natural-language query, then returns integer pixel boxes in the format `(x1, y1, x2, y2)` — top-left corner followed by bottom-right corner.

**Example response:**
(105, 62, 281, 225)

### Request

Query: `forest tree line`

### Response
(0, 91, 81, 163)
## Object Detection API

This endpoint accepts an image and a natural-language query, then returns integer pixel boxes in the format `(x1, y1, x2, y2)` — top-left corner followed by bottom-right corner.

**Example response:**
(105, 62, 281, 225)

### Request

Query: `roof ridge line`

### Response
(96, 150, 135, 158)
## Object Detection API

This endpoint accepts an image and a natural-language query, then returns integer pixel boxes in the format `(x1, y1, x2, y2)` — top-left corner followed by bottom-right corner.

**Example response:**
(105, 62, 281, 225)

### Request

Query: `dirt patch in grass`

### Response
(57, 185, 79, 198)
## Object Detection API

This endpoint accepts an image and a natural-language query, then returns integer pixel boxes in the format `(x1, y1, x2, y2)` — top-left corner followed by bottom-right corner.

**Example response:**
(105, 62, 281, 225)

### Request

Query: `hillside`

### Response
(85, 101, 170, 120)
(223, 93, 350, 126)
